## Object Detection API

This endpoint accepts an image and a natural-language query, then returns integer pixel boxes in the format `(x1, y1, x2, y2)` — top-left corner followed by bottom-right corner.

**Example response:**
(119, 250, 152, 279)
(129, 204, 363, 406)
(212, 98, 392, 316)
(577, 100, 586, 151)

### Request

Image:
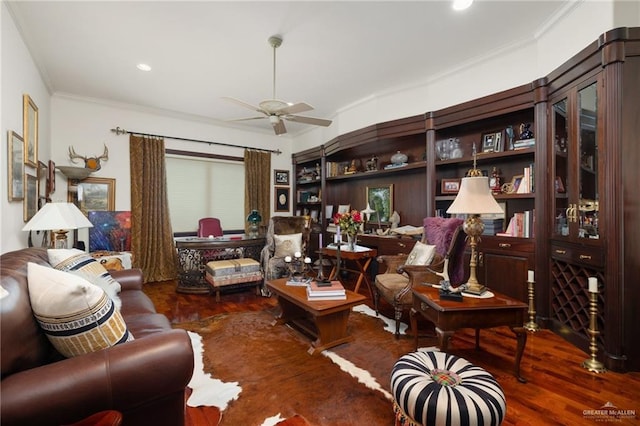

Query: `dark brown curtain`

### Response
(244, 149, 271, 233)
(129, 135, 178, 282)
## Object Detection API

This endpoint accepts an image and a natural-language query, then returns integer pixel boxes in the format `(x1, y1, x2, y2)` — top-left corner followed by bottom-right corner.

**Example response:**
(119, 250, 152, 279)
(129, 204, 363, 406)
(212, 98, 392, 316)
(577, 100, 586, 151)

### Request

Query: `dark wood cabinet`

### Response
(291, 27, 640, 372)
(543, 27, 640, 372)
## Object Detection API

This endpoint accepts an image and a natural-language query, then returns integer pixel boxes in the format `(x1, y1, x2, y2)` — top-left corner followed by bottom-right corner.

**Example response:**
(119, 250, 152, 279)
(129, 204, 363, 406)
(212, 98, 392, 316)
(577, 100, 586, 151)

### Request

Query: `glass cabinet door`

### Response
(577, 82, 598, 240)
(552, 98, 569, 238)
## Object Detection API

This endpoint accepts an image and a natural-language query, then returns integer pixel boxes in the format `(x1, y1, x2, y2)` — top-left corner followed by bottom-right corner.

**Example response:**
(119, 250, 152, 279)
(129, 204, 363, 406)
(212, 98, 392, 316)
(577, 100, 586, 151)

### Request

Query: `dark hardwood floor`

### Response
(144, 279, 640, 426)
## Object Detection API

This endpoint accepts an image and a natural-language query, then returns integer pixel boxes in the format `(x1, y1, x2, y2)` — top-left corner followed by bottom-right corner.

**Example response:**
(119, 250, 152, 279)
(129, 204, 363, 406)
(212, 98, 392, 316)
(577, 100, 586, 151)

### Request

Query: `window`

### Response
(165, 154, 245, 233)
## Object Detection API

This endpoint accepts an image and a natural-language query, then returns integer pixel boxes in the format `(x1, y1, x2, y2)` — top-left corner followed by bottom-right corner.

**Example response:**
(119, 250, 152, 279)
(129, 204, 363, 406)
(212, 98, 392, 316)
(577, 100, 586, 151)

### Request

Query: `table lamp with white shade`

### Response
(446, 155, 504, 295)
(22, 202, 93, 249)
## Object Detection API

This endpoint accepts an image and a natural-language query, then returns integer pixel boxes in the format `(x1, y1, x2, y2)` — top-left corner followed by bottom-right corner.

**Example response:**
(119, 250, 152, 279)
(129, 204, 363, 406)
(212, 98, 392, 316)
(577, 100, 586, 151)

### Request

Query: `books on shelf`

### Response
(499, 210, 535, 238)
(482, 219, 504, 235)
(306, 280, 346, 300)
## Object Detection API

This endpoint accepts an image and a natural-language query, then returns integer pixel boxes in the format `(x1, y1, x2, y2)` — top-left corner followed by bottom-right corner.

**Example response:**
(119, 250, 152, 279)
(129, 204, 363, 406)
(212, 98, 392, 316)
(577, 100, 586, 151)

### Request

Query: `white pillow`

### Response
(27, 262, 134, 358)
(406, 241, 437, 266)
(273, 233, 303, 258)
(48, 248, 122, 310)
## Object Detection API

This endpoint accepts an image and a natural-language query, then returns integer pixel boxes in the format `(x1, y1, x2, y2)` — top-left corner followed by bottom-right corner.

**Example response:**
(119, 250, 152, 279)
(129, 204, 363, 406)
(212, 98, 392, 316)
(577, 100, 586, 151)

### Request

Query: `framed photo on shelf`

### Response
(274, 169, 290, 185)
(275, 187, 290, 212)
(481, 131, 503, 153)
(366, 185, 393, 222)
(23, 94, 38, 167)
(510, 174, 524, 193)
(69, 177, 115, 215)
(337, 204, 350, 214)
(7, 130, 25, 201)
(441, 178, 461, 194)
(24, 173, 38, 222)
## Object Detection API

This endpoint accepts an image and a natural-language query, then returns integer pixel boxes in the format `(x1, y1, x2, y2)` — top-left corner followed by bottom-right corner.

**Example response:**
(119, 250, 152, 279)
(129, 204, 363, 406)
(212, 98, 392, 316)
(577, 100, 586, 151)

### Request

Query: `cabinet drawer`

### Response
(550, 243, 603, 268)
(480, 236, 534, 253)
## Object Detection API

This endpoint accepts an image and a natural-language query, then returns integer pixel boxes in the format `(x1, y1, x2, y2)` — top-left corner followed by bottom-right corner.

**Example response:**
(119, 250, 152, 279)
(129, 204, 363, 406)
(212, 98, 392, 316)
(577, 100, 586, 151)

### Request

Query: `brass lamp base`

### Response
(461, 214, 488, 296)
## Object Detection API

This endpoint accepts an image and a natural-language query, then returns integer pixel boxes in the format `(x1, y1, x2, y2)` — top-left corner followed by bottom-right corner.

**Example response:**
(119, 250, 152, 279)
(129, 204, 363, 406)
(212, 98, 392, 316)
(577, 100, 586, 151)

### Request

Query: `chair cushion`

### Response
(273, 233, 302, 258)
(27, 262, 134, 358)
(406, 241, 437, 266)
(375, 273, 412, 305)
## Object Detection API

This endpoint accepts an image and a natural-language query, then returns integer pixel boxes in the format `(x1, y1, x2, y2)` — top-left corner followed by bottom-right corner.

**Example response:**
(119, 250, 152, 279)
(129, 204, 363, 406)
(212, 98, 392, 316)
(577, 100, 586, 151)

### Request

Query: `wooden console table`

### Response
(319, 245, 377, 298)
(410, 284, 528, 383)
(174, 235, 265, 294)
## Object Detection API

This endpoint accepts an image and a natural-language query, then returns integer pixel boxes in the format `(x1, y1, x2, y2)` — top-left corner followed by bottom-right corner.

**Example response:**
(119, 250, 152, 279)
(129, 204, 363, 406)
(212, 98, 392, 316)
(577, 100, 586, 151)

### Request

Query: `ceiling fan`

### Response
(223, 35, 332, 135)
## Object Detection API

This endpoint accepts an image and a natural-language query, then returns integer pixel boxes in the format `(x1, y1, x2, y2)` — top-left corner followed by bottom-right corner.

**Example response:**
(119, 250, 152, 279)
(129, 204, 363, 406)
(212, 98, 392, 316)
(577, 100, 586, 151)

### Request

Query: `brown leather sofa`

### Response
(0, 248, 194, 426)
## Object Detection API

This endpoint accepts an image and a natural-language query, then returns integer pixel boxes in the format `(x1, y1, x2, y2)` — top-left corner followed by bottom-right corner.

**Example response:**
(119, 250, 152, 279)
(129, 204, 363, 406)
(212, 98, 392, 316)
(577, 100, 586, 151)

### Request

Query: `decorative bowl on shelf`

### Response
(56, 166, 92, 180)
(390, 151, 408, 165)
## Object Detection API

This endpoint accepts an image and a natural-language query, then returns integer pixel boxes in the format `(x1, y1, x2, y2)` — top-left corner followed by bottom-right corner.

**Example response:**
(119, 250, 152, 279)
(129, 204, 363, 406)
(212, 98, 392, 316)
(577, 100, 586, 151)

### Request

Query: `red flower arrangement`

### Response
(334, 209, 363, 236)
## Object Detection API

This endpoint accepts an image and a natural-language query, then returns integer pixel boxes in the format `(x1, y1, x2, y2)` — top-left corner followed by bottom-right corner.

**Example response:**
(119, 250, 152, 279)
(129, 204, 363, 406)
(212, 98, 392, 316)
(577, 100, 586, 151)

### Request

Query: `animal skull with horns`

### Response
(69, 144, 109, 171)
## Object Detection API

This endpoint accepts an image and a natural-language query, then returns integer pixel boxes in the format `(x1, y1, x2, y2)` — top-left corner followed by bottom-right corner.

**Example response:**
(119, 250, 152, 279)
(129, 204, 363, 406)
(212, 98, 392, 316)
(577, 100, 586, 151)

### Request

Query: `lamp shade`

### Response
(446, 176, 503, 215)
(22, 202, 93, 232)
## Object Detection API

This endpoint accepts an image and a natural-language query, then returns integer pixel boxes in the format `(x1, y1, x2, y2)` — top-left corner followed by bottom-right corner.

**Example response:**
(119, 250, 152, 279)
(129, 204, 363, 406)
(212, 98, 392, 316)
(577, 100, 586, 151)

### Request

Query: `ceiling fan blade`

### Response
(285, 115, 332, 127)
(272, 119, 287, 135)
(274, 102, 314, 115)
(222, 97, 264, 114)
(226, 116, 267, 122)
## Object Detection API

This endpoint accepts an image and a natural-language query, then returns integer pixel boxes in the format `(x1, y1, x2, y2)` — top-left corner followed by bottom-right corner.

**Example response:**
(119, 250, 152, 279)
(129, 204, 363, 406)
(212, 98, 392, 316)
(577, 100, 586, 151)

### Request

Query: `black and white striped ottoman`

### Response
(391, 351, 506, 426)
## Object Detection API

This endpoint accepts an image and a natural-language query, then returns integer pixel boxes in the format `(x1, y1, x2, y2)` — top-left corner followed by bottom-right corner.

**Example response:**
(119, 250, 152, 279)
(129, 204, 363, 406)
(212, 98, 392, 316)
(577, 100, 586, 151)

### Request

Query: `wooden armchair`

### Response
(260, 216, 311, 281)
(374, 217, 466, 337)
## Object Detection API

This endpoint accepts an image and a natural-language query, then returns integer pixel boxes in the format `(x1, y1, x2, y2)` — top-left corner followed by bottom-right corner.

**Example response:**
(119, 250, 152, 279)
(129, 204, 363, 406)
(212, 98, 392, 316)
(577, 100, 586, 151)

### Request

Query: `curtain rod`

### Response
(110, 126, 282, 155)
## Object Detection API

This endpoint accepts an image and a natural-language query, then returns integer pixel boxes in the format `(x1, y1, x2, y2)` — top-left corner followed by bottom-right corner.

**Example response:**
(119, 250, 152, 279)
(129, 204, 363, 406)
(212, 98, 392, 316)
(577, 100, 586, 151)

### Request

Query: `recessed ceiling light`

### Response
(136, 63, 151, 72)
(452, 0, 473, 11)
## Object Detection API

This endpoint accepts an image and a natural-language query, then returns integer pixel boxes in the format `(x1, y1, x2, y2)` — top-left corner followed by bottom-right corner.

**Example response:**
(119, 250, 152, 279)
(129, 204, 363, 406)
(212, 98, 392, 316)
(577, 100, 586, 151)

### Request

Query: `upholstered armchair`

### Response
(374, 217, 466, 336)
(260, 216, 311, 281)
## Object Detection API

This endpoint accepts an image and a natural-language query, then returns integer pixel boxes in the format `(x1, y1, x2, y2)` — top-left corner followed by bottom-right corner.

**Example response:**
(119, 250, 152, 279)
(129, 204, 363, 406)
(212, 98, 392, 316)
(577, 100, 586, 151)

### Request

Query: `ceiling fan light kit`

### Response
(223, 35, 332, 135)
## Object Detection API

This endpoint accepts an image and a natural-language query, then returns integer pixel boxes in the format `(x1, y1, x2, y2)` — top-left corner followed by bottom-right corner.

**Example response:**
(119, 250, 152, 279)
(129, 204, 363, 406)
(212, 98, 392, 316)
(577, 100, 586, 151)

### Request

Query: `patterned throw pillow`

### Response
(405, 241, 437, 266)
(273, 233, 302, 258)
(48, 249, 122, 310)
(27, 262, 134, 358)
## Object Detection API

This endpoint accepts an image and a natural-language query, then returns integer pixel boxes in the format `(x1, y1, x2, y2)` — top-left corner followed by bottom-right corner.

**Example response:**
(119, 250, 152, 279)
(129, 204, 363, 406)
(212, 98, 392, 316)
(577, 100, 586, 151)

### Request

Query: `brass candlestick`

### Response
(524, 278, 539, 332)
(582, 291, 606, 373)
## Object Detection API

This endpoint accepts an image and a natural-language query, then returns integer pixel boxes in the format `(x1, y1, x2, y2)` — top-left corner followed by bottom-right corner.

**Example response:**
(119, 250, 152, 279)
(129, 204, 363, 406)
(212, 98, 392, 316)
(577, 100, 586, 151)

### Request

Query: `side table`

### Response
(410, 284, 529, 383)
(319, 245, 377, 298)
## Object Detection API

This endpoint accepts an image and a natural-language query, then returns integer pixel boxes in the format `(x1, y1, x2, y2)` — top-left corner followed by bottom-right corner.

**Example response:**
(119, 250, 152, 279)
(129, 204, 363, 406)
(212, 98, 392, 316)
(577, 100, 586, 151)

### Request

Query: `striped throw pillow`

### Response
(27, 262, 134, 358)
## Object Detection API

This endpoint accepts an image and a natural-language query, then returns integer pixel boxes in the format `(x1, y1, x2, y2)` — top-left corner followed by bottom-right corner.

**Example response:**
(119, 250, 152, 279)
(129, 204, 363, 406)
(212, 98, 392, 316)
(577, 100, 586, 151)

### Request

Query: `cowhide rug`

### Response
(174, 304, 437, 426)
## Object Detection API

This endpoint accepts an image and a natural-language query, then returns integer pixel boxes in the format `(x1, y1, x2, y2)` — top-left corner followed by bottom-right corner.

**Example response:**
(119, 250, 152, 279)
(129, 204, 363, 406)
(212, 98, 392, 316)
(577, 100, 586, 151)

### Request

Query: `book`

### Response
(307, 280, 346, 297)
(306, 291, 347, 301)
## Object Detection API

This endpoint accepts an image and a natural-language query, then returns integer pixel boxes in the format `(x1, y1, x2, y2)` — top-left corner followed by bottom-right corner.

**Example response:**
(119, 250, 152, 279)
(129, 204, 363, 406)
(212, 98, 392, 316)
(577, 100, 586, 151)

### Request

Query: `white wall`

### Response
(1, 2, 51, 253)
(2, 0, 639, 254)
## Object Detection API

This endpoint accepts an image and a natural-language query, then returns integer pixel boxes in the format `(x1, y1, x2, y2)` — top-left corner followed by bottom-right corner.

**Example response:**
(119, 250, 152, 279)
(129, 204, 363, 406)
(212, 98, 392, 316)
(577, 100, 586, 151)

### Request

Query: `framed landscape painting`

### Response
(366, 185, 393, 223)
(8, 130, 24, 201)
(23, 94, 38, 167)
(69, 177, 115, 215)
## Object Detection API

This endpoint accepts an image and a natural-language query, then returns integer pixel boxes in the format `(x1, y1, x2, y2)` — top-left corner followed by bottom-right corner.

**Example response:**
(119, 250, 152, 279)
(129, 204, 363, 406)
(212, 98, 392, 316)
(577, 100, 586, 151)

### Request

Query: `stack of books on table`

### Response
(306, 280, 346, 301)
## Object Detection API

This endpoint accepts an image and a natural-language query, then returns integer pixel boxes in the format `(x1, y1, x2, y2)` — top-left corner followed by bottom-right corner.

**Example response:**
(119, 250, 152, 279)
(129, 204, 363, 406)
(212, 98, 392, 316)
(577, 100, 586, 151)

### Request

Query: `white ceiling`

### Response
(7, 1, 571, 136)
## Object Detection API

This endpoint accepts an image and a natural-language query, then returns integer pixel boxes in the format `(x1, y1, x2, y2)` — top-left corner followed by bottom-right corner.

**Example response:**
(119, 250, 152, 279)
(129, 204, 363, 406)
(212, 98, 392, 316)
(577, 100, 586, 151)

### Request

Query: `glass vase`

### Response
(347, 233, 357, 251)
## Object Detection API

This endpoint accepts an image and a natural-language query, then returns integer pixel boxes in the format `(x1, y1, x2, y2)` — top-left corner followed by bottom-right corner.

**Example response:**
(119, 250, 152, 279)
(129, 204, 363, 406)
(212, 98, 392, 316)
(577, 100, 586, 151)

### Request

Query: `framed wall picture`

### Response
(23, 94, 38, 167)
(47, 160, 56, 195)
(69, 177, 116, 215)
(366, 185, 393, 222)
(24, 173, 38, 222)
(8, 130, 25, 201)
(274, 187, 290, 212)
(274, 169, 290, 185)
(441, 178, 461, 194)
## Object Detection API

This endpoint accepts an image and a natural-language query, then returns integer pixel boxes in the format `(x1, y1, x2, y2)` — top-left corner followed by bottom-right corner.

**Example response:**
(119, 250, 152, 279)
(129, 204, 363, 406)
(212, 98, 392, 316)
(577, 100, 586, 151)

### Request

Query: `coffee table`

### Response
(410, 284, 529, 383)
(266, 278, 366, 355)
